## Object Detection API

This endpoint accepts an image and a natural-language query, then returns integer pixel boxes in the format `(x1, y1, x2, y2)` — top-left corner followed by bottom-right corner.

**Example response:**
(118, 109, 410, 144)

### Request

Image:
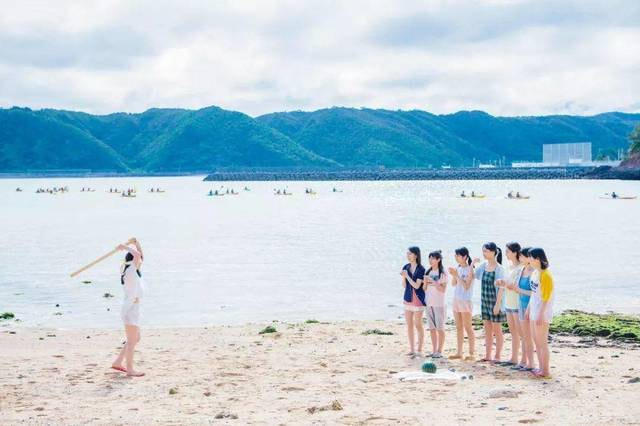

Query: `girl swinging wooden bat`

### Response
(110, 238, 146, 377)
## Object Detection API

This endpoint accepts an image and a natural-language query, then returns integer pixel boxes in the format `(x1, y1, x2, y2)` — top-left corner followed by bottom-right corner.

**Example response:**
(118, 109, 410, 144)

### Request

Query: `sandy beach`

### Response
(1, 320, 639, 425)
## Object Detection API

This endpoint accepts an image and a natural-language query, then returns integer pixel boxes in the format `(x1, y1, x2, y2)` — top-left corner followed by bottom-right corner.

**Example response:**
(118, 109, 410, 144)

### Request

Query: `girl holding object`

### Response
(111, 238, 145, 377)
(448, 247, 476, 361)
(401, 247, 426, 358)
(474, 242, 506, 363)
(501, 242, 524, 367)
(424, 251, 447, 358)
(526, 248, 554, 379)
(506, 247, 535, 371)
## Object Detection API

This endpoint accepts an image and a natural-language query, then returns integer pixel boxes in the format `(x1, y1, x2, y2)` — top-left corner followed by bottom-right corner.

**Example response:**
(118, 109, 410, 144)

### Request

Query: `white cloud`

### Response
(0, 0, 638, 116)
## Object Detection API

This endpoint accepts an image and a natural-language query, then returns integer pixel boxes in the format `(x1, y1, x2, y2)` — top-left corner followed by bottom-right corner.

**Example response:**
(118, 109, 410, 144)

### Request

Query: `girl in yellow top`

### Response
(525, 248, 554, 379)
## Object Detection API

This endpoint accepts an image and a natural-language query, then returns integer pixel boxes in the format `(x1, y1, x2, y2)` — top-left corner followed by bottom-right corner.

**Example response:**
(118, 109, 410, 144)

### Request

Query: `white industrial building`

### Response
(512, 142, 621, 168)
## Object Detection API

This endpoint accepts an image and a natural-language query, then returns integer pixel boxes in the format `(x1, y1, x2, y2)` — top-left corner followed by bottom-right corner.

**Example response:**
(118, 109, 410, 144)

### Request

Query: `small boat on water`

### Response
(459, 191, 485, 199)
(121, 194, 136, 198)
(599, 195, 637, 200)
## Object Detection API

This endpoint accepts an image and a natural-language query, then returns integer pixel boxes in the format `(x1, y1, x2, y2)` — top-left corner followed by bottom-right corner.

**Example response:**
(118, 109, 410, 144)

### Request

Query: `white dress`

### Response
(121, 263, 144, 326)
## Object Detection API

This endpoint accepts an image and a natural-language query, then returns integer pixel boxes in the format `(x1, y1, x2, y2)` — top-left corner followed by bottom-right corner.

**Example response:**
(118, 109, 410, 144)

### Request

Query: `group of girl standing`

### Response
(401, 242, 554, 379)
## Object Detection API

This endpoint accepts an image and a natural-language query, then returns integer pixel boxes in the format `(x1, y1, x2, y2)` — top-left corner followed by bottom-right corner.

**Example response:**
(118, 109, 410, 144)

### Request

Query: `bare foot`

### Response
(126, 370, 145, 377)
(111, 365, 126, 372)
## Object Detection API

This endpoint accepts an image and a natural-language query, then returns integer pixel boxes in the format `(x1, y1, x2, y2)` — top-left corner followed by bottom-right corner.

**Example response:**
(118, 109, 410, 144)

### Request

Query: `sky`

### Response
(1, 0, 639, 117)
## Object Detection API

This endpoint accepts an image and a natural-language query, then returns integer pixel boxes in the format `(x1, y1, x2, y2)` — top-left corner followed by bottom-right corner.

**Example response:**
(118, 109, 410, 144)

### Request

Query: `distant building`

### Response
(543, 142, 592, 165)
(512, 142, 621, 168)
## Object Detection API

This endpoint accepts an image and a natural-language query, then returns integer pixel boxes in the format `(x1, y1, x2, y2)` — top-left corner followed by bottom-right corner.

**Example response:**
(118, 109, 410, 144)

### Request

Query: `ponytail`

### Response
(455, 247, 472, 266)
(483, 242, 502, 265)
(506, 241, 522, 262)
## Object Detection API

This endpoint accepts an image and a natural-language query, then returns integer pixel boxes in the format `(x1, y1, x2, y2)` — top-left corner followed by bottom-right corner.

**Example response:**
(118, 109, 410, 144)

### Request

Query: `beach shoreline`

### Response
(1, 320, 638, 424)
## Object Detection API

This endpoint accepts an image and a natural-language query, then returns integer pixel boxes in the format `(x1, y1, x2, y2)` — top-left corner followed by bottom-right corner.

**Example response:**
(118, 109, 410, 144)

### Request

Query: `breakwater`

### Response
(204, 167, 598, 181)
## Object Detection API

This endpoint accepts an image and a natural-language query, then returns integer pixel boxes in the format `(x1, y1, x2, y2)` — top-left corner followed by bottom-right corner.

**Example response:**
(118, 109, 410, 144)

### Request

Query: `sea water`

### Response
(1, 177, 639, 328)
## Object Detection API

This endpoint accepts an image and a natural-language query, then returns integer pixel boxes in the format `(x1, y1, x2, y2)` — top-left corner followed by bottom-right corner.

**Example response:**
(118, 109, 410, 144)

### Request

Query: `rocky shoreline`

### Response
(204, 166, 640, 181)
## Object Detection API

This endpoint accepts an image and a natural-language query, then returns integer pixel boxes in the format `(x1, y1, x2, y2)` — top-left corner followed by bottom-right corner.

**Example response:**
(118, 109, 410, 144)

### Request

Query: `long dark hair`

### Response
(506, 241, 522, 261)
(454, 247, 472, 265)
(408, 246, 422, 266)
(521, 246, 532, 258)
(528, 247, 549, 270)
(121, 252, 140, 285)
(483, 242, 502, 264)
(426, 250, 444, 277)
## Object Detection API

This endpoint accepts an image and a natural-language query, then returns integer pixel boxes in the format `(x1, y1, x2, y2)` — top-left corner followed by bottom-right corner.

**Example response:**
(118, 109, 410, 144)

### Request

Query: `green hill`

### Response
(1, 105, 638, 172)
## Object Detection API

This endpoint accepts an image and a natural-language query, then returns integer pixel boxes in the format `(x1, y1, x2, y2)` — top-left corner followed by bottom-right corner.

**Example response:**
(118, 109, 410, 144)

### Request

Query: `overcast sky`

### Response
(1, 0, 639, 117)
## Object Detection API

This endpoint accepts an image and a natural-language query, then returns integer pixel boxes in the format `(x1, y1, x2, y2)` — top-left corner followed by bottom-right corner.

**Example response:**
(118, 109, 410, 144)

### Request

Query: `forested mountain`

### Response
(1, 105, 638, 172)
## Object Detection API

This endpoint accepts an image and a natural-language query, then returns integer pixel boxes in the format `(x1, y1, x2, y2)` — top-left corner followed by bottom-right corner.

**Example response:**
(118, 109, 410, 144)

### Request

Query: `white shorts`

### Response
(121, 303, 141, 326)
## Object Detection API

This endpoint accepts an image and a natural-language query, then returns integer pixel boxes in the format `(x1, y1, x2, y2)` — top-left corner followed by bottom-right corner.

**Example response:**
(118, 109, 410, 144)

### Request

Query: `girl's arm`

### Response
(406, 275, 423, 290)
(448, 267, 458, 287)
(120, 242, 143, 269)
(462, 268, 474, 291)
(494, 287, 504, 314)
(436, 274, 448, 293)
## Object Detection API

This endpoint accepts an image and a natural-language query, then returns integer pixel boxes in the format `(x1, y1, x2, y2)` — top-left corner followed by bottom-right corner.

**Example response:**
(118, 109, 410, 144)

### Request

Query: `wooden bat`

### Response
(70, 247, 119, 278)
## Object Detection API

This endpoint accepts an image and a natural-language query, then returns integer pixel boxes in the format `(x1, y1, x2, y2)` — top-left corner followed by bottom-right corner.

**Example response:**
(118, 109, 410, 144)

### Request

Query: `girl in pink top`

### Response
(423, 250, 447, 358)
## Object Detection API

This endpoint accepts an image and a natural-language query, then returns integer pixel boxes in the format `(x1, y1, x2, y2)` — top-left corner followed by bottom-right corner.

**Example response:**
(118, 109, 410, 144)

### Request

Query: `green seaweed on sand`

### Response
(1, 312, 15, 320)
(305, 319, 320, 324)
(362, 329, 394, 335)
(259, 325, 277, 334)
(550, 310, 640, 343)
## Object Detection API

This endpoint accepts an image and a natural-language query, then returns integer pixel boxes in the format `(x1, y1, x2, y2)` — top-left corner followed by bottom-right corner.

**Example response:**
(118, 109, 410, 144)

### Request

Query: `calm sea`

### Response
(1, 176, 639, 328)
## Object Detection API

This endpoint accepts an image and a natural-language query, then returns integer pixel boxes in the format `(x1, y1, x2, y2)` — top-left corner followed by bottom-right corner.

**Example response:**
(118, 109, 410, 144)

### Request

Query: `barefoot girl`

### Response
(448, 247, 475, 360)
(401, 247, 426, 357)
(424, 251, 447, 358)
(474, 242, 506, 363)
(526, 248, 554, 378)
(501, 242, 524, 367)
(507, 247, 535, 371)
(111, 238, 145, 377)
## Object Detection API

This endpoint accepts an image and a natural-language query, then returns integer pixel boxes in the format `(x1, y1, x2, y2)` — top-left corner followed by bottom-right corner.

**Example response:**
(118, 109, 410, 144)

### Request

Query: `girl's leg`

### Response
(453, 312, 464, 356)
(404, 310, 415, 353)
(112, 328, 128, 368)
(483, 321, 493, 360)
(535, 322, 551, 376)
(414, 311, 425, 353)
(493, 322, 504, 361)
(437, 330, 445, 354)
(125, 324, 143, 376)
(462, 313, 475, 357)
(520, 319, 534, 367)
(507, 313, 520, 364)
(530, 320, 539, 370)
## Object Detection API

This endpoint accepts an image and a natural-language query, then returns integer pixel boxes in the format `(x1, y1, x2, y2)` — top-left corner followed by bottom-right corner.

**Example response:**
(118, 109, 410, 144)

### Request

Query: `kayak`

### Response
(506, 196, 530, 200)
(207, 193, 224, 197)
(275, 193, 293, 196)
(599, 196, 637, 200)
(459, 195, 486, 199)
